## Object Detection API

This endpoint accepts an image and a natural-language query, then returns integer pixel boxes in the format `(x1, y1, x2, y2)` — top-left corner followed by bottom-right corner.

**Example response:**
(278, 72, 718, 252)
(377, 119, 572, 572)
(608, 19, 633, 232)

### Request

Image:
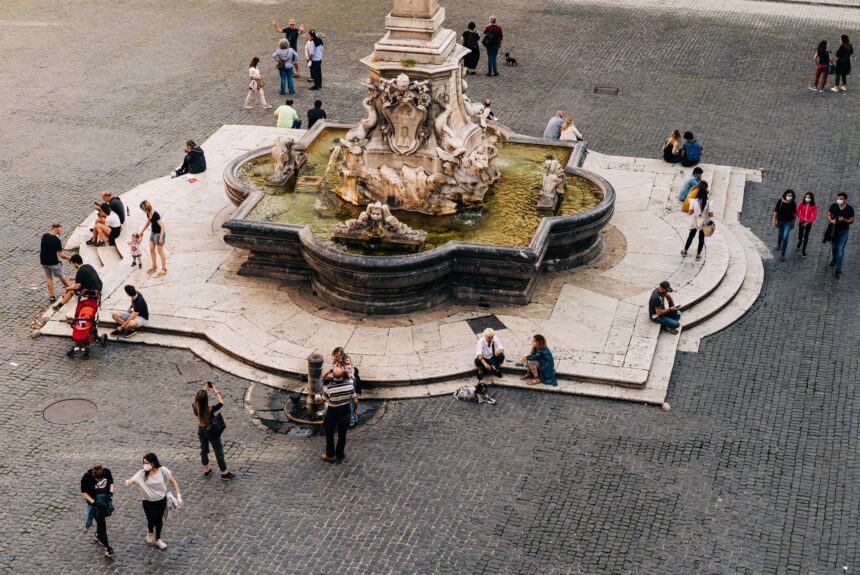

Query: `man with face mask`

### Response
(827, 192, 855, 278)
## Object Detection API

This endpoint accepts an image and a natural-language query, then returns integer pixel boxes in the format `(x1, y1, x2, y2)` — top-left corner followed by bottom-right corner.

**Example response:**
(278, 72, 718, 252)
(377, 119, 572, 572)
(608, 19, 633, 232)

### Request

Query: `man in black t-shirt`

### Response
(272, 18, 304, 77)
(80, 464, 115, 557)
(39, 223, 71, 303)
(648, 281, 681, 334)
(307, 99, 327, 128)
(56, 254, 103, 308)
(100, 192, 125, 226)
(827, 192, 855, 278)
(111, 284, 149, 338)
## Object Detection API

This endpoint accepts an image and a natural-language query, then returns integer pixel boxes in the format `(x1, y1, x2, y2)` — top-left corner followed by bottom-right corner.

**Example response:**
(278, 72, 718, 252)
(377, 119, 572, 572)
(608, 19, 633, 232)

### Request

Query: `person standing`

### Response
(324, 347, 360, 426)
(772, 189, 797, 262)
(648, 281, 681, 334)
(681, 181, 711, 260)
(827, 192, 854, 278)
(243, 57, 271, 110)
(482, 16, 503, 77)
(831, 35, 853, 92)
(274, 98, 301, 128)
(796, 192, 817, 258)
(124, 453, 181, 550)
(462, 22, 480, 75)
(272, 39, 299, 96)
(139, 200, 167, 276)
(316, 367, 357, 463)
(521, 335, 557, 386)
(810, 40, 833, 94)
(81, 464, 115, 558)
(679, 167, 703, 201)
(542, 111, 565, 139)
(272, 18, 304, 51)
(303, 32, 315, 84)
(193, 382, 237, 480)
(40, 223, 70, 304)
(307, 99, 327, 128)
(309, 31, 324, 90)
(680, 131, 703, 167)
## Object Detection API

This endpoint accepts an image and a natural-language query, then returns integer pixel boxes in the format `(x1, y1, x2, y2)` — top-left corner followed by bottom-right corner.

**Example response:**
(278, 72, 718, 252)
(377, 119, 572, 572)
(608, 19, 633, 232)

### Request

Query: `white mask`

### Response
(143, 463, 152, 472)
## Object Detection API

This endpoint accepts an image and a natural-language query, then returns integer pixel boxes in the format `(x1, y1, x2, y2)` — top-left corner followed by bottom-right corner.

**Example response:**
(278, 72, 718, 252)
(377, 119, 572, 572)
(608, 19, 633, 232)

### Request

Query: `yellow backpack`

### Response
(682, 185, 699, 213)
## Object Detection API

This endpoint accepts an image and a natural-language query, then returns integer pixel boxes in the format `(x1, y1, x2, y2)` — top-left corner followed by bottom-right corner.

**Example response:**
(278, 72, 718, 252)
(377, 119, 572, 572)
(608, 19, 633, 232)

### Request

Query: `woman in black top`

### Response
(832, 35, 853, 92)
(462, 22, 480, 75)
(193, 383, 236, 480)
(80, 464, 115, 557)
(773, 189, 797, 261)
(810, 40, 833, 93)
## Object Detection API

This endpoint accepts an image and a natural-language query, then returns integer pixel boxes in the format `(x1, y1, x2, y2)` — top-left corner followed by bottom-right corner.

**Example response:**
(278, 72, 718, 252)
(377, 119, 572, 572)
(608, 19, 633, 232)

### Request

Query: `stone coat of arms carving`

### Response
(380, 73, 431, 156)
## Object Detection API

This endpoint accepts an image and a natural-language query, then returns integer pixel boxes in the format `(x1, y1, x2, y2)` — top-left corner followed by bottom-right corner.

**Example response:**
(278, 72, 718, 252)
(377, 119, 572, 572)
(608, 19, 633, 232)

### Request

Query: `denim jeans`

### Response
(278, 67, 295, 95)
(348, 399, 358, 425)
(832, 229, 849, 271)
(486, 47, 499, 75)
(85, 493, 113, 547)
(653, 309, 681, 330)
(776, 221, 793, 254)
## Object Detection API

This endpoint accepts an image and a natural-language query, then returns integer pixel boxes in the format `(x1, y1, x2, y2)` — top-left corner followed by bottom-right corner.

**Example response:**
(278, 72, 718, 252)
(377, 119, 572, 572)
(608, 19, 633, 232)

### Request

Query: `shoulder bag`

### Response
(208, 411, 226, 436)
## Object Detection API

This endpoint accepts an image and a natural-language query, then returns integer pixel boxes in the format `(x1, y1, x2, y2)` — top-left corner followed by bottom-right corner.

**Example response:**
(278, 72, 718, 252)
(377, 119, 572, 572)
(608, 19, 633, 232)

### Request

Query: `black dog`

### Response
(505, 52, 518, 67)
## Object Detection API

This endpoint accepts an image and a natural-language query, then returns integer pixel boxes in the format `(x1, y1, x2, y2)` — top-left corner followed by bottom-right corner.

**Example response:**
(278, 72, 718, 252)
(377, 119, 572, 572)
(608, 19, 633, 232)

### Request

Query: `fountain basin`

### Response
(223, 122, 615, 314)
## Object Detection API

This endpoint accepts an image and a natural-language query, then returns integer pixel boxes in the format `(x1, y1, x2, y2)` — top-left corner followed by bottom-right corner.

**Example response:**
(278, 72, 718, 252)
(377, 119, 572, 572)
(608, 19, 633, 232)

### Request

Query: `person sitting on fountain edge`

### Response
(170, 140, 206, 178)
(475, 327, 505, 380)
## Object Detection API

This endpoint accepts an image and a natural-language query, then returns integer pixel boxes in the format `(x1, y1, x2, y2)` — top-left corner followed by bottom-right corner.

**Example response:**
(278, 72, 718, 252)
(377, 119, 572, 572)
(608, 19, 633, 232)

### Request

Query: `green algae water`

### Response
(241, 128, 603, 253)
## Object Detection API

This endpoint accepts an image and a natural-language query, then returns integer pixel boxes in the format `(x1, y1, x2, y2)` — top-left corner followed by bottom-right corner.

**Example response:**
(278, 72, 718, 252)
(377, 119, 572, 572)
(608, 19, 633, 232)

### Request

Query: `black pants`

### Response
(95, 515, 109, 547)
(324, 404, 350, 460)
(684, 229, 705, 254)
(797, 222, 813, 252)
(310, 61, 322, 88)
(474, 353, 506, 372)
(108, 226, 121, 246)
(142, 497, 167, 540)
(198, 426, 227, 472)
(834, 73, 848, 86)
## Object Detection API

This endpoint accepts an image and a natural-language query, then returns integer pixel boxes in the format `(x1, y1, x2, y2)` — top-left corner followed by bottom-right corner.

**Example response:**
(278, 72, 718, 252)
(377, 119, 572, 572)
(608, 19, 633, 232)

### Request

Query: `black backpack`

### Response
(482, 33, 495, 49)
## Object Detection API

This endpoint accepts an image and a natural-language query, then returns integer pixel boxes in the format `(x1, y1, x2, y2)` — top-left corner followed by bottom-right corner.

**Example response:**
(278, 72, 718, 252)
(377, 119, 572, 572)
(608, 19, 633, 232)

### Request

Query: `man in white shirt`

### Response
(474, 327, 505, 380)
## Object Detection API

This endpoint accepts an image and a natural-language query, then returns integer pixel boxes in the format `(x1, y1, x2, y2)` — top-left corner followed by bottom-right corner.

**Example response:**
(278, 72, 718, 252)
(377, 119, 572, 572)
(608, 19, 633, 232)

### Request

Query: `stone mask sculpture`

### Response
(332, 201, 427, 247)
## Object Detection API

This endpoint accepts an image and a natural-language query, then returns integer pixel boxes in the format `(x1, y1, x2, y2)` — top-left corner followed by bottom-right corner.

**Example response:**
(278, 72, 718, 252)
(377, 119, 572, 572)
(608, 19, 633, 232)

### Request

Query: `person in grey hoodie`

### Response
(171, 140, 206, 178)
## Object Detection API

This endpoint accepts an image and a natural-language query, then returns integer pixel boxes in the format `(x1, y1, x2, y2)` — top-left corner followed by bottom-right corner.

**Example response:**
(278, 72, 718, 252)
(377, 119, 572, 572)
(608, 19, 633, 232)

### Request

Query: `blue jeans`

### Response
(487, 47, 499, 75)
(776, 221, 793, 254)
(653, 310, 681, 330)
(348, 400, 358, 426)
(278, 67, 294, 95)
(832, 229, 849, 271)
(85, 493, 114, 528)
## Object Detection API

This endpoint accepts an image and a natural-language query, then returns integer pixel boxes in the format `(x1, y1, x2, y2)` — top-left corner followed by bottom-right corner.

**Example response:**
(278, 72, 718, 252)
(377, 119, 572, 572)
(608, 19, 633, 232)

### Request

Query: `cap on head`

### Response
(483, 327, 495, 338)
(659, 281, 673, 292)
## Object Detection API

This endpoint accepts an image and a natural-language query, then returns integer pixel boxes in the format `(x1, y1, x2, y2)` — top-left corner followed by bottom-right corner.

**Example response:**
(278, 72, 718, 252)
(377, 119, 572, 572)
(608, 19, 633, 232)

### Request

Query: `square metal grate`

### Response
(466, 315, 507, 335)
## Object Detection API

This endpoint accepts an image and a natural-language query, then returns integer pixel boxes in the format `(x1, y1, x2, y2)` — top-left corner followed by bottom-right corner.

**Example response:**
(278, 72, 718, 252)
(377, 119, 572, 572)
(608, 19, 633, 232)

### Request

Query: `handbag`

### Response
(208, 411, 226, 436)
(94, 498, 113, 519)
(481, 32, 495, 49)
(702, 221, 716, 237)
(256, 76, 265, 89)
(275, 58, 285, 70)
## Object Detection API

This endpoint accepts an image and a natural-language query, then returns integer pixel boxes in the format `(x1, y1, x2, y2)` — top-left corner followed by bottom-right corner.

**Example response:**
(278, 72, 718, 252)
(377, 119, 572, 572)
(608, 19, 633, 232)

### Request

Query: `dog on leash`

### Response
(453, 382, 497, 404)
(504, 52, 518, 66)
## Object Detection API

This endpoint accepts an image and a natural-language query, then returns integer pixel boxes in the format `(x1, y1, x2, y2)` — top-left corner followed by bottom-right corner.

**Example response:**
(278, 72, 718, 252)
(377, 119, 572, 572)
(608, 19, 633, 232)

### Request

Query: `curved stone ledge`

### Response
(223, 122, 615, 314)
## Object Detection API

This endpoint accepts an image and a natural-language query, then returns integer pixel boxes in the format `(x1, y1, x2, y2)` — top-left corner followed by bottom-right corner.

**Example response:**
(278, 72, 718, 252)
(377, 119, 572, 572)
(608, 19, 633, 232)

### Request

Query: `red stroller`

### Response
(67, 290, 107, 359)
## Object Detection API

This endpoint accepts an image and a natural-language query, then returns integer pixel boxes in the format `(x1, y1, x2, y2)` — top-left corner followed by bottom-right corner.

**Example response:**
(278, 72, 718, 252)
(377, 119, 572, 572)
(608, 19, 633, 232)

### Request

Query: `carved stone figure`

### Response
(344, 84, 380, 147)
(433, 91, 465, 157)
(332, 201, 427, 247)
(379, 74, 431, 155)
(266, 137, 307, 186)
(537, 155, 566, 212)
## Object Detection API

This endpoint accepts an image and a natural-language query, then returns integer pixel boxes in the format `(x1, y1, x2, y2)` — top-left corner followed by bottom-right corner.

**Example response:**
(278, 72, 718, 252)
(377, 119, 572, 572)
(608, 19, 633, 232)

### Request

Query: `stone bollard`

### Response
(306, 353, 324, 415)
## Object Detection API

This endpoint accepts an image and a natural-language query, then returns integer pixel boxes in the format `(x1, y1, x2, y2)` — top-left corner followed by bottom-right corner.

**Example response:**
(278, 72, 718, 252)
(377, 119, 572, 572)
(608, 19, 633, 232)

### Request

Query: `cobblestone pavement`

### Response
(1, 0, 859, 573)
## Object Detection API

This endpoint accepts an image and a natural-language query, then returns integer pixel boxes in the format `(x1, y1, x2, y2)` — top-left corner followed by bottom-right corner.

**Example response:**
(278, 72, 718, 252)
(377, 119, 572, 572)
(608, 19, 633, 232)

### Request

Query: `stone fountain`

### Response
(330, 0, 499, 216)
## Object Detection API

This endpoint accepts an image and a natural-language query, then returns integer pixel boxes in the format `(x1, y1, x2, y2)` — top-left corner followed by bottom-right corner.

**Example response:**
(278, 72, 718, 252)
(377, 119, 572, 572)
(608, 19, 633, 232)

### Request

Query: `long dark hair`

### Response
(782, 189, 795, 201)
(194, 389, 211, 427)
(250, 57, 260, 68)
(143, 453, 161, 477)
(841, 35, 852, 50)
(697, 181, 710, 209)
(817, 40, 828, 58)
(533, 334, 548, 349)
(804, 192, 816, 206)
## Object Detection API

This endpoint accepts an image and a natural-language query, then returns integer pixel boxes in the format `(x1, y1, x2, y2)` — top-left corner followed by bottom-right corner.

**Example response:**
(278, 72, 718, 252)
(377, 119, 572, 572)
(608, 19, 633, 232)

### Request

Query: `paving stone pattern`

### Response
(1, 0, 859, 573)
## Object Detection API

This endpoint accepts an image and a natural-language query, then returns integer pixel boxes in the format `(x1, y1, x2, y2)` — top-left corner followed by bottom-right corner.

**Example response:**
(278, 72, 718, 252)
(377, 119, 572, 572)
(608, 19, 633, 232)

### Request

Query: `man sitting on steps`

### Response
(649, 281, 682, 334)
(111, 285, 148, 338)
(474, 328, 505, 380)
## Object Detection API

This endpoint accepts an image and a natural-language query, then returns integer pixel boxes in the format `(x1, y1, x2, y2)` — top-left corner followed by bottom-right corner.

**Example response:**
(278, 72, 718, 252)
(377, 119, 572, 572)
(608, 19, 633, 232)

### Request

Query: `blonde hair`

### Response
(560, 116, 573, 131)
(482, 328, 495, 338)
(139, 200, 153, 216)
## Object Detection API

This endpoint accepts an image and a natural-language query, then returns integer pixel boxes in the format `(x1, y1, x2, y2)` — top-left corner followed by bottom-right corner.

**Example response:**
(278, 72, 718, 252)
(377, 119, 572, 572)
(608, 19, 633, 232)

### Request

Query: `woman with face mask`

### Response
(796, 192, 817, 258)
(773, 189, 797, 261)
(124, 453, 181, 550)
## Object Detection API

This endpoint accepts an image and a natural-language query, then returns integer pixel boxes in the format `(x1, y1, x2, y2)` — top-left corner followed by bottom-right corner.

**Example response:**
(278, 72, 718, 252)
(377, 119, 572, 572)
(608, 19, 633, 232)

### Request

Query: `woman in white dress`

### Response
(243, 57, 271, 110)
(559, 116, 583, 141)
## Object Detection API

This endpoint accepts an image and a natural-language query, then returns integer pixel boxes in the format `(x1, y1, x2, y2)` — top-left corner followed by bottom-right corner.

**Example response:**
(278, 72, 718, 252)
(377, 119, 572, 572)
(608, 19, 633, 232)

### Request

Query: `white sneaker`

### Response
(831, 86, 840, 92)
(156, 539, 167, 550)
(841, 86, 847, 92)
(145, 532, 154, 544)
(808, 85, 817, 91)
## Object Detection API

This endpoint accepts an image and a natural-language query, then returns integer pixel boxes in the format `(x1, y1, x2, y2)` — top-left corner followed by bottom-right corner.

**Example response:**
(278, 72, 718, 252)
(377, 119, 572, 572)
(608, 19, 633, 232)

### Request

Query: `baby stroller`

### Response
(67, 289, 107, 359)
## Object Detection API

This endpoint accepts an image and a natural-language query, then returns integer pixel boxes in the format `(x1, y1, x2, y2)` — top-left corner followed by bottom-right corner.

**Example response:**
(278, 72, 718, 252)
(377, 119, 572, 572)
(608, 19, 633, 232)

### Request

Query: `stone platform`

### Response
(39, 125, 767, 405)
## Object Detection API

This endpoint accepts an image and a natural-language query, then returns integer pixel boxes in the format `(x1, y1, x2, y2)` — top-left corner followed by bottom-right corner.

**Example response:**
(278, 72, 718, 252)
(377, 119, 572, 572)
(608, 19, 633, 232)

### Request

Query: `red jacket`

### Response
(797, 202, 818, 224)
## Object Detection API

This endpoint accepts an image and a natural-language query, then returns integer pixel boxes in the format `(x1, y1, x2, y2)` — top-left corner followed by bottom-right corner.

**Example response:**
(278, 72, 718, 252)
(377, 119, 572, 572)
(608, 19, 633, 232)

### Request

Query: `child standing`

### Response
(128, 233, 143, 268)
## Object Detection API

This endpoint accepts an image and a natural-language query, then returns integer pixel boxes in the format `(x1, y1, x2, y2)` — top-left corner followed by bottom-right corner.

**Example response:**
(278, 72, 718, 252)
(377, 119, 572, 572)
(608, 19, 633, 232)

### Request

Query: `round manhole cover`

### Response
(43, 399, 98, 424)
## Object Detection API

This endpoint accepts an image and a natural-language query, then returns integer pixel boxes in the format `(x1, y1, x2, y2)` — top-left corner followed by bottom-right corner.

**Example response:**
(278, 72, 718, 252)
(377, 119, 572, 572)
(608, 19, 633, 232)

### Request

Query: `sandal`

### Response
(527, 379, 540, 386)
(146, 267, 158, 274)
(157, 269, 167, 277)
(520, 373, 531, 380)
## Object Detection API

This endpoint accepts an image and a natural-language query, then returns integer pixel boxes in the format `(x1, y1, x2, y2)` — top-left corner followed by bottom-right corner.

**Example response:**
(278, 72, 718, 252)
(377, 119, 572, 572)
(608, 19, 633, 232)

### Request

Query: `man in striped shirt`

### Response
(316, 367, 357, 462)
